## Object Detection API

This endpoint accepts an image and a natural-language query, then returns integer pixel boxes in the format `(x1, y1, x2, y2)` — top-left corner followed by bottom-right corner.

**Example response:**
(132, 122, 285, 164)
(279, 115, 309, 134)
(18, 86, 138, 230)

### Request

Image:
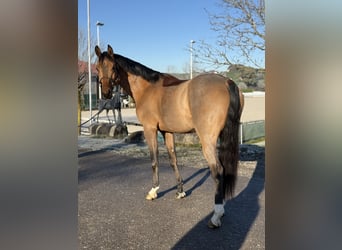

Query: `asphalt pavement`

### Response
(78, 142, 265, 249)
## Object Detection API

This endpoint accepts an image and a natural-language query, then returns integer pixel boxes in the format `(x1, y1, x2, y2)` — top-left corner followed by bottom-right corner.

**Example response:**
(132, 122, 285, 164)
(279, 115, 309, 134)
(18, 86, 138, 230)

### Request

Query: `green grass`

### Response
(244, 137, 265, 144)
(175, 143, 202, 148)
(241, 88, 254, 93)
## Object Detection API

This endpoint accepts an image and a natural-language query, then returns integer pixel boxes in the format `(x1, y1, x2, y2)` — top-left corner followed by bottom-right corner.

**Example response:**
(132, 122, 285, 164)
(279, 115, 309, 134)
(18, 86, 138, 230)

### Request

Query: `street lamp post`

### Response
(96, 21, 104, 99)
(87, 0, 92, 122)
(190, 40, 195, 79)
(96, 21, 104, 46)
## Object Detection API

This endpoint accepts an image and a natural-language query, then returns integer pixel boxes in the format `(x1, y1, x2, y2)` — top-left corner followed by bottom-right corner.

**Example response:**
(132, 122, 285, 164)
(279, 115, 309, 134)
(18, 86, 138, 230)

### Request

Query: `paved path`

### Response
(78, 143, 265, 249)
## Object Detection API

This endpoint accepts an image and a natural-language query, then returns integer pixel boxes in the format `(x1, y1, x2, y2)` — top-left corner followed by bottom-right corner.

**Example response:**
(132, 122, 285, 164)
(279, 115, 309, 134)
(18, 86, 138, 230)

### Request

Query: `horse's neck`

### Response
(127, 74, 151, 104)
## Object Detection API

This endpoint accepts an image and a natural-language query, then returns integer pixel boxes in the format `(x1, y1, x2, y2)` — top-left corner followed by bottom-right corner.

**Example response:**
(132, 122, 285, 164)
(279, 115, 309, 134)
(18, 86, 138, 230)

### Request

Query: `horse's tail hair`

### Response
(219, 79, 243, 199)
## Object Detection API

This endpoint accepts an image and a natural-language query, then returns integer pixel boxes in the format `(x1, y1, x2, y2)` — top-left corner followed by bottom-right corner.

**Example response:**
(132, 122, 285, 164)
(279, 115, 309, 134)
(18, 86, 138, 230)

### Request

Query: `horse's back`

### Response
(188, 74, 230, 107)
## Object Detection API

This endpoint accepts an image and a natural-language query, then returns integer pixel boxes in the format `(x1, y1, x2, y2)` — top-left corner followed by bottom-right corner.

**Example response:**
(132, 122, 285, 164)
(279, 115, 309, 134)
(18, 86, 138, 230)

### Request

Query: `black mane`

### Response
(115, 54, 161, 83)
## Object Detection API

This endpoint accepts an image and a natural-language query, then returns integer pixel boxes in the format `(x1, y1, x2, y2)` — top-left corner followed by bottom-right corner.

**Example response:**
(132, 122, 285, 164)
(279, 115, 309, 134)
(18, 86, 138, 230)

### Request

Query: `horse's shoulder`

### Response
(162, 74, 188, 87)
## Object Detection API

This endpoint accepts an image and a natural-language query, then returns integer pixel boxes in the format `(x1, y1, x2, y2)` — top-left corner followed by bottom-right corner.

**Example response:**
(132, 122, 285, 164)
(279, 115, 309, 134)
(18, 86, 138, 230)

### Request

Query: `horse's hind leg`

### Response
(163, 132, 185, 199)
(201, 141, 225, 228)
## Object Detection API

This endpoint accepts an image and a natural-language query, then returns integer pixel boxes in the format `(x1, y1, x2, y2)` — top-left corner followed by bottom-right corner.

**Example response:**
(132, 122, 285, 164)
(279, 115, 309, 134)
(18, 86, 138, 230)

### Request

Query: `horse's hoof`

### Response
(207, 219, 221, 229)
(145, 193, 157, 200)
(208, 204, 224, 228)
(175, 192, 186, 199)
(145, 186, 159, 200)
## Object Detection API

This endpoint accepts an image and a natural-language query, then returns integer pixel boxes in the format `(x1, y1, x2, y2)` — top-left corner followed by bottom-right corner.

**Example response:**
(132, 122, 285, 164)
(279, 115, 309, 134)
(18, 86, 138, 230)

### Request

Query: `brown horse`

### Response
(95, 45, 244, 228)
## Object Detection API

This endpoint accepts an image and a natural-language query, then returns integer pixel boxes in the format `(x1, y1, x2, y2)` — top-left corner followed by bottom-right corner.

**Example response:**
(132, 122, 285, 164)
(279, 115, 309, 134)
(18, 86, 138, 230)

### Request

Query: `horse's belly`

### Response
(158, 88, 193, 132)
(158, 118, 193, 133)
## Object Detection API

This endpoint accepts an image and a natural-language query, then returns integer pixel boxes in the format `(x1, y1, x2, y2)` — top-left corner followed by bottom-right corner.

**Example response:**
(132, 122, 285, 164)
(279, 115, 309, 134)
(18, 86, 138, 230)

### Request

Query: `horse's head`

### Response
(95, 45, 120, 99)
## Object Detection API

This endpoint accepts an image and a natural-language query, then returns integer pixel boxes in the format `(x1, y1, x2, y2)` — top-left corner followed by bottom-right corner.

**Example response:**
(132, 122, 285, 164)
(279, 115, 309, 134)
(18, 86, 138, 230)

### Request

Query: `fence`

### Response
(82, 94, 98, 110)
(240, 120, 265, 144)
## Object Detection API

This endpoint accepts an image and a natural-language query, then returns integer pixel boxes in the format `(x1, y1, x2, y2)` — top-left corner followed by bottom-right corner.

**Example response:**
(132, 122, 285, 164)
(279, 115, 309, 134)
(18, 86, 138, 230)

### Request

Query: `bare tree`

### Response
(78, 28, 99, 63)
(78, 71, 87, 91)
(78, 28, 99, 134)
(77, 69, 87, 134)
(196, 0, 265, 69)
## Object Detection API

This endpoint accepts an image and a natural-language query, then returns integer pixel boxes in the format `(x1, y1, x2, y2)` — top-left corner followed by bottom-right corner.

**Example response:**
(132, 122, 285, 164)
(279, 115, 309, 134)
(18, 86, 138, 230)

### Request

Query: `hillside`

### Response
(169, 64, 265, 92)
(226, 64, 265, 91)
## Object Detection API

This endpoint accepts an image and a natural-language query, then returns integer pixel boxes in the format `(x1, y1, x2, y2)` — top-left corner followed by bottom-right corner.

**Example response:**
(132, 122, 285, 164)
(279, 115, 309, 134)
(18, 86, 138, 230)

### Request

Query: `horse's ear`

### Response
(95, 45, 102, 57)
(108, 45, 114, 57)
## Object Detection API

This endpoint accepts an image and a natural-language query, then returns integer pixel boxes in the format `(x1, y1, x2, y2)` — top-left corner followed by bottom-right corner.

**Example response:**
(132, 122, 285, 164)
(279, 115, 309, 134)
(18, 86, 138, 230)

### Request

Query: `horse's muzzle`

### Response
(102, 89, 112, 99)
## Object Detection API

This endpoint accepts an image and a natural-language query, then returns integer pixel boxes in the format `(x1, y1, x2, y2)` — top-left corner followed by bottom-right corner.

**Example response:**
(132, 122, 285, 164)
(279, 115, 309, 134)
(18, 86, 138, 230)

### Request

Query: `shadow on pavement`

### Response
(158, 167, 211, 199)
(172, 145, 265, 250)
(78, 142, 146, 158)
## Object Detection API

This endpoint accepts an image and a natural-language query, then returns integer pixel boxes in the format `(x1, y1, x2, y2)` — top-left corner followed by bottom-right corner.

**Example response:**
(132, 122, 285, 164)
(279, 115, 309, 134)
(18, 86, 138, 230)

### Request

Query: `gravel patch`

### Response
(78, 135, 264, 179)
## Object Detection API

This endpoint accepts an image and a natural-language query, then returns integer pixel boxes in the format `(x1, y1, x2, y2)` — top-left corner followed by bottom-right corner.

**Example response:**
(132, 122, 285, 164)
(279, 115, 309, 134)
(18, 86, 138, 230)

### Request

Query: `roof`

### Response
(78, 60, 97, 74)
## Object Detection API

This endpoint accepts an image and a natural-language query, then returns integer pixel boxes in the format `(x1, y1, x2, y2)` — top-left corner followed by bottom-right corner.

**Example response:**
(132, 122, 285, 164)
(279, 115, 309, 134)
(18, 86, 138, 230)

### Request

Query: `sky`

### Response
(78, 0, 264, 73)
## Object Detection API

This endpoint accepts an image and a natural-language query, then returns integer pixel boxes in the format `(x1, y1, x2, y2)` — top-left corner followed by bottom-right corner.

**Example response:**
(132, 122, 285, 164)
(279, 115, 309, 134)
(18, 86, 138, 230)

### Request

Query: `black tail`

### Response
(219, 79, 242, 199)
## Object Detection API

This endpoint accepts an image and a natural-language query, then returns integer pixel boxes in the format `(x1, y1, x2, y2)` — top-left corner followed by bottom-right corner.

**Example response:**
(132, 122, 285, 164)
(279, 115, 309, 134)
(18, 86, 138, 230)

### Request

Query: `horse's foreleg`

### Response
(202, 142, 225, 228)
(163, 132, 185, 199)
(144, 128, 159, 200)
